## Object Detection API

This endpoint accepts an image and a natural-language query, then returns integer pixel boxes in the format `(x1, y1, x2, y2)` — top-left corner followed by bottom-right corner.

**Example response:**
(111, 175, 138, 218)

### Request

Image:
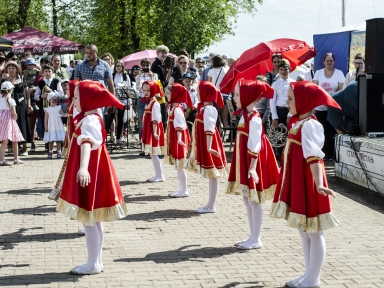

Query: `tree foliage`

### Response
(1, 0, 263, 59)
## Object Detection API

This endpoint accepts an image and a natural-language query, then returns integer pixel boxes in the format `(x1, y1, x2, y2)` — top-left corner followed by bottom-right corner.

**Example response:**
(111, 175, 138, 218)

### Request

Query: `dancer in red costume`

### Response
(164, 83, 193, 197)
(141, 81, 166, 182)
(57, 80, 128, 275)
(188, 81, 227, 213)
(269, 81, 340, 288)
(226, 79, 279, 250)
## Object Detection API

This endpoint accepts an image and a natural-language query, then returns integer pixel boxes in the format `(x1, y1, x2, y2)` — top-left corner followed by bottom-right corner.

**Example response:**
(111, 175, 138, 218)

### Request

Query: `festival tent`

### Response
(0, 37, 13, 51)
(313, 22, 365, 75)
(3, 27, 84, 55)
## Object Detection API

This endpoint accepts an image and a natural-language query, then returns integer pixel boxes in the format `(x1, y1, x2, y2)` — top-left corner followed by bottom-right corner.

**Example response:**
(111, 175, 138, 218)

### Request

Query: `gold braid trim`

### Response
(56, 198, 128, 226)
(142, 144, 166, 155)
(187, 163, 229, 179)
(163, 154, 188, 169)
(269, 201, 339, 233)
(307, 156, 322, 163)
(226, 182, 276, 204)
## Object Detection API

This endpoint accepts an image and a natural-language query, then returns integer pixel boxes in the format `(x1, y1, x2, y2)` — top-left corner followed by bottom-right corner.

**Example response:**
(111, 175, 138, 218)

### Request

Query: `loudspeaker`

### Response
(358, 74, 384, 134)
(365, 18, 384, 74)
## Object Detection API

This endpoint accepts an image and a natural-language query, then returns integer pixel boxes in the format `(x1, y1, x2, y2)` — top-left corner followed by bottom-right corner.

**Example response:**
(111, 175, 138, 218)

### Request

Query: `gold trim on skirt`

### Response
(142, 144, 166, 155)
(226, 181, 276, 204)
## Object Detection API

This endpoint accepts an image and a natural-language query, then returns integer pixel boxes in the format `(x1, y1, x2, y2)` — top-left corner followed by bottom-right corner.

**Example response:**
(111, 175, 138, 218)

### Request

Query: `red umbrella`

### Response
(3, 27, 84, 55)
(220, 38, 316, 94)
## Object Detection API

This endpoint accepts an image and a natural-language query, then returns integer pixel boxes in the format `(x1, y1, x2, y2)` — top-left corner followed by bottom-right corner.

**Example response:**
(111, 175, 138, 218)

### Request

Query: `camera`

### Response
(142, 68, 149, 73)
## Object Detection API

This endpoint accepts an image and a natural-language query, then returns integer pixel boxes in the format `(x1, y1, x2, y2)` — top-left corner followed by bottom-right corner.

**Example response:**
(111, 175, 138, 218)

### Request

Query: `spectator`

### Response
(312, 52, 345, 160)
(164, 55, 175, 81)
(20, 51, 32, 72)
(343, 53, 365, 89)
(129, 65, 140, 84)
(101, 53, 115, 70)
(169, 55, 198, 86)
(304, 59, 315, 81)
(200, 53, 216, 81)
(270, 59, 295, 162)
(228, 58, 237, 67)
(2, 61, 32, 155)
(73, 44, 114, 95)
(0, 52, 6, 75)
(66, 60, 76, 79)
(136, 58, 159, 155)
(208, 55, 229, 127)
(60, 79, 70, 126)
(151, 45, 169, 88)
(51, 54, 69, 81)
(195, 57, 205, 69)
(113, 60, 132, 144)
(179, 49, 189, 57)
(255, 75, 271, 133)
(189, 59, 196, 69)
(296, 75, 305, 81)
(265, 54, 281, 85)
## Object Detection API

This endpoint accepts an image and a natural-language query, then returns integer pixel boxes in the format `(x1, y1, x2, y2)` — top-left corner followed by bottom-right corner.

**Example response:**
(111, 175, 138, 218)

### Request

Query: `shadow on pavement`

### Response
(124, 194, 170, 203)
(0, 228, 81, 250)
(0, 264, 30, 268)
(2, 188, 49, 196)
(123, 209, 201, 222)
(219, 282, 264, 288)
(0, 272, 82, 286)
(325, 164, 384, 215)
(119, 180, 148, 186)
(0, 205, 56, 216)
(114, 245, 245, 264)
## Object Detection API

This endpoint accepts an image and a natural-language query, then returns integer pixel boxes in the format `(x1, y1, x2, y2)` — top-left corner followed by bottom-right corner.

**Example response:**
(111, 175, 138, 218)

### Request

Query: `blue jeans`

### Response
(137, 99, 145, 140)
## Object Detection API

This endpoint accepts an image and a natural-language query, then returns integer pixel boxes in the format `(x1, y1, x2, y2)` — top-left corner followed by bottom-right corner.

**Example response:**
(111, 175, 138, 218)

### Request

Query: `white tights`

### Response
(151, 155, 164, 178)
(206, 178, 219, 209)
(83, 222, 104, 269)
(241, 196, 263, 247)
(291, 228, 326, 286)
(177, 169, 188, 193)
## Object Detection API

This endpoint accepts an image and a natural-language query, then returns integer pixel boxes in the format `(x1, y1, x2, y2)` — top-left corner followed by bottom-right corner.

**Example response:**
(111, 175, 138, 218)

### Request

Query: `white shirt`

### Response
(343, 70, 358, 89)
(203, 105, 218, 133)
(34, 77, 64, 101)
(208, 67, 228, 89)
(270, 77, 295, 120)
(291, 118, 325, 159)
(66, 67, 74, 78)
(172, 106, 187, 130)
(151, 100, 162, 123)
(135, 73, 159, 98)
(0, 97, 16, 110)
(239, 113, 262, 153)
(77, 114, 103, 151)
(313, 68, 345, 111)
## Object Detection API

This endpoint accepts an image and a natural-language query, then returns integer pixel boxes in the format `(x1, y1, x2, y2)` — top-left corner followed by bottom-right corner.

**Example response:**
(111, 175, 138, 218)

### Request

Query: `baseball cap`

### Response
(61, 79, 69, 84)
(1, 81, 15, 91)
(182, 71, 196, 80)
(26, 58, 36, 66)
(47, 91, 58, 101)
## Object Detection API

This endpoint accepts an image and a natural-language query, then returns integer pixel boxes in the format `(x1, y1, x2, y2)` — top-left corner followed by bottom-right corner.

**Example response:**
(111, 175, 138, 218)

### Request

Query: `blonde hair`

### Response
(101, 53, 114, 66)
(256, 75, 267, 82)
(156, 45, 169, 54)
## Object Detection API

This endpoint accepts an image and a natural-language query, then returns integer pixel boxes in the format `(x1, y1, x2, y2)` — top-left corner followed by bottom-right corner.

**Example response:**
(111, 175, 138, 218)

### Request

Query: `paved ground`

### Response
(1, 139, 384, 288)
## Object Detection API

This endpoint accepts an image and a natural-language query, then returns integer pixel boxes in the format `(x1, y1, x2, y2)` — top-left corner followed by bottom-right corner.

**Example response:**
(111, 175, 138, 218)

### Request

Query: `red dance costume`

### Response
(188, 81, 227, 178)
(164, 83, 193, 169)
(270, 81, 340, 233)
(57, 80, 128, 226)
(141, 81, 165, 155)
(227, 110, 279, 203)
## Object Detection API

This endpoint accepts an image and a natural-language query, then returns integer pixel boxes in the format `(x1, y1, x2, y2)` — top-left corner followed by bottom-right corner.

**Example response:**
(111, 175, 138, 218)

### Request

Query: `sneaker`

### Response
(48, 151, 53, 159)
(29, 143, 36, 152)
(13, 159, 24, 165)
(195, 205, 216, 214)
(32, 104, 39, 111)
(57, 151, 62, 158)
(117, 139, 124, 145)
(78, 229, 85, 236)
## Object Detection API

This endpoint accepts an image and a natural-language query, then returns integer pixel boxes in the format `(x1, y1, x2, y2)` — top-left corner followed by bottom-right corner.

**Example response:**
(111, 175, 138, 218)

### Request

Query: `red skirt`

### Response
(164, 120, 190, 170)
(57, 139, 127, 226)
(141, 111, 165, 155)
(226, 134, 279, 203)
(269, 140, 339, 232)
(188, 119, 227, 178)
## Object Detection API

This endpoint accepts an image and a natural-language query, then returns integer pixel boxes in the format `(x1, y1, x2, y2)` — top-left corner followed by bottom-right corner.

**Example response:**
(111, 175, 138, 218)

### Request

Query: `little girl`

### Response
(270, 81, 340, 288)
(56, 80, 128, 275)
(226, 79, 279, 250)
(188, 81, 228, 213)
(141, 81, 166, 182)
(0, 81, 24, 165)
(43, 91, 67, 158)
(164, 83, 193, 197)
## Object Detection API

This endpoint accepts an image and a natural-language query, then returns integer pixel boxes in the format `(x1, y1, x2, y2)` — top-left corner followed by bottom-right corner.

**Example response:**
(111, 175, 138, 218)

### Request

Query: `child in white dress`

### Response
(0, 81, 25, 165)
(43, 91, 68, 158)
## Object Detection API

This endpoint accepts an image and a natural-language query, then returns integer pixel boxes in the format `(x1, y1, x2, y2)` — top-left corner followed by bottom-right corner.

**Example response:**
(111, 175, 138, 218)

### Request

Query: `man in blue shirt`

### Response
(73, 44, 115, 95)
(200, 52, 216, 81)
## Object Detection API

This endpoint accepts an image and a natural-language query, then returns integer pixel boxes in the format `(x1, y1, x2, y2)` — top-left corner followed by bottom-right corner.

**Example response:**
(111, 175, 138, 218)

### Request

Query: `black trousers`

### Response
(316, 110, 336, 157)
(274, 107, 289, 158)
(116, 108, 125, 140)
(160, 103, 167, 129)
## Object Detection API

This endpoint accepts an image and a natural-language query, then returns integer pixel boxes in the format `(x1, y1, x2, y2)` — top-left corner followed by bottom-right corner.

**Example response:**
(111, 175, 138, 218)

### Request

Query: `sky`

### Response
(198, 0, 384, 58)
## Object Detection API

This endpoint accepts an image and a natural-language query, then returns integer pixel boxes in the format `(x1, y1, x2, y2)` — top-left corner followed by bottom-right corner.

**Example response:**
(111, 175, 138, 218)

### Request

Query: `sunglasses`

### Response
(354, 62, 364, 65)
(132, 67, 140, 70)
(179, 62, 187, 65)
(12, 58, 18, 61)
(196, 61, 203, 64)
